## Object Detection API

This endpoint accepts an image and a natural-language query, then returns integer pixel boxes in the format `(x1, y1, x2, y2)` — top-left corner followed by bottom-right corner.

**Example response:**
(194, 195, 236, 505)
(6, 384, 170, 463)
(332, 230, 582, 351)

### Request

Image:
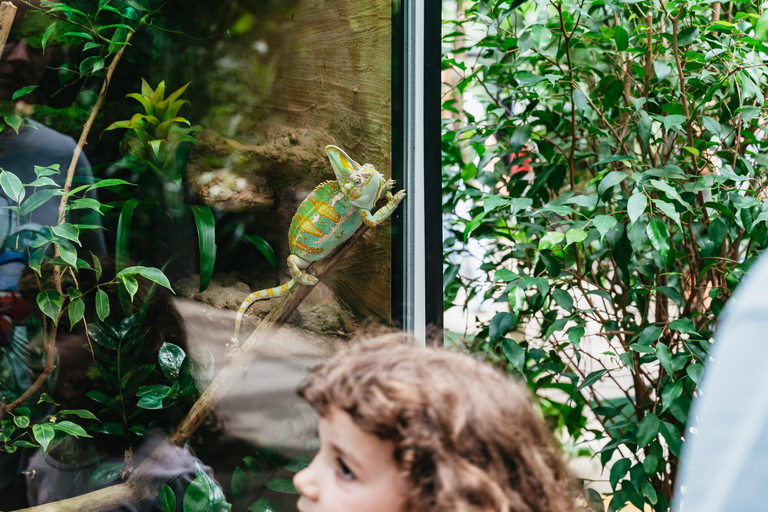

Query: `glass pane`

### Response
(0, 1, 397, 510)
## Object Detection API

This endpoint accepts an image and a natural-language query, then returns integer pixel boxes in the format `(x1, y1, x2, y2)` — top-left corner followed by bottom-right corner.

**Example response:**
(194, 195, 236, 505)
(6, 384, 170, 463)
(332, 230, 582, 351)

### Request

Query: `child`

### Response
(293, 335, 576, 512)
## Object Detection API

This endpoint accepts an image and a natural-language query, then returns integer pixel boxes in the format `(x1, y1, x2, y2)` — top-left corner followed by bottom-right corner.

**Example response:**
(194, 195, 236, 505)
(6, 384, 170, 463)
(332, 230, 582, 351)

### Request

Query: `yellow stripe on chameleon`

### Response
(266, 288, 274, 297)
(295, 214, 325, 238)
(280, 283, 292, 293)
(309, 196, 341, 223)
(292, 239, 324, 255)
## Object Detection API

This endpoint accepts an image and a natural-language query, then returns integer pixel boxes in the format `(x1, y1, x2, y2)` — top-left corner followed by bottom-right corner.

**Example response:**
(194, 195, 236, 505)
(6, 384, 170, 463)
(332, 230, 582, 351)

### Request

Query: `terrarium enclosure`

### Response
(0, 0, 409, 510)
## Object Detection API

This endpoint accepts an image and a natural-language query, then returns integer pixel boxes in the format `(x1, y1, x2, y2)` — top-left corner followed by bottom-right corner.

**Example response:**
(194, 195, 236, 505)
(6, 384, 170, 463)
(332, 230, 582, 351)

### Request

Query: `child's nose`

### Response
(293, 463, 320, 502)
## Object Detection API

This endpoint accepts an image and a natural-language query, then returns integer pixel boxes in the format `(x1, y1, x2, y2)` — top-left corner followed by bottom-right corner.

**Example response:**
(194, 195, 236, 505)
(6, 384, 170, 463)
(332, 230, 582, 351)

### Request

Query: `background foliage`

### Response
(442, 0, 768, 510)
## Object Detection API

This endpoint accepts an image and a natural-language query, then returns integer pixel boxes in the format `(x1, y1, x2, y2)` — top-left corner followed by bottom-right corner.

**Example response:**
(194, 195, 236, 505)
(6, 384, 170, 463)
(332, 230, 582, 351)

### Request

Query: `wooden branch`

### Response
(11, 224, 376, 512)
(0, 1, 16, 58)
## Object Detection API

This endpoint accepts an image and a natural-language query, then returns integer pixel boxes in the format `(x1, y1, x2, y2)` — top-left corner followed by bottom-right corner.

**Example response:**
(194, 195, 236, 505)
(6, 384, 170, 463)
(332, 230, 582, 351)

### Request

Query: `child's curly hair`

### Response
(297, 335, 576, 512)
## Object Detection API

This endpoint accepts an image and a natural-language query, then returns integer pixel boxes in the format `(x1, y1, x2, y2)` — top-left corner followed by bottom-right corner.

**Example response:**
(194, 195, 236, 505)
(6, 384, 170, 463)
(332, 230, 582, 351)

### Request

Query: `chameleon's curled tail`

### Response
(231, 279, 297, 343)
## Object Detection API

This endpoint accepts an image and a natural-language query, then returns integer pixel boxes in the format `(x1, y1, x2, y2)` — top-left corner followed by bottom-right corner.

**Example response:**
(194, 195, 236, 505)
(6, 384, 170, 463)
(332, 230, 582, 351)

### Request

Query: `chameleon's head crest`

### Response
(326, 145, 359, 187)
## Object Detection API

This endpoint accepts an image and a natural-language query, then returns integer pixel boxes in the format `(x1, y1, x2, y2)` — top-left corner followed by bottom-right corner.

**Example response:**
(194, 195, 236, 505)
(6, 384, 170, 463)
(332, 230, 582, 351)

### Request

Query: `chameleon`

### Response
(231, 145, 406, 346)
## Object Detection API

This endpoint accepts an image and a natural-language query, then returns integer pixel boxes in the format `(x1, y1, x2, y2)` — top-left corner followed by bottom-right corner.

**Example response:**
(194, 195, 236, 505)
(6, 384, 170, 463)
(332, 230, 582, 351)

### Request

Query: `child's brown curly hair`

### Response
(297, 335, 576, 512)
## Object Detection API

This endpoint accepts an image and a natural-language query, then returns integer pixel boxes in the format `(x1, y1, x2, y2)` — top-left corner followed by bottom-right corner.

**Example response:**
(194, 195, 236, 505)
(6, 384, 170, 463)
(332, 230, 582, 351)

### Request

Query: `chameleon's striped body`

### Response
(230, 145, 406, 347)
(288, 181, 361, 261)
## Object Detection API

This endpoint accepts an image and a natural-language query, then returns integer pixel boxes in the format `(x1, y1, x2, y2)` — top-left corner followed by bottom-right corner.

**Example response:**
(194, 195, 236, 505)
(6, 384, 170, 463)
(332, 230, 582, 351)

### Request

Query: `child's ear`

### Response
(326, 145, 360, 185)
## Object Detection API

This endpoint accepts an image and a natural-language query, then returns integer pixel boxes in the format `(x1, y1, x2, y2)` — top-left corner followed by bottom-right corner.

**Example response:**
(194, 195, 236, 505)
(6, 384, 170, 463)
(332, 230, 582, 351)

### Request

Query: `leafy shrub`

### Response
(442, 0, 768, 510)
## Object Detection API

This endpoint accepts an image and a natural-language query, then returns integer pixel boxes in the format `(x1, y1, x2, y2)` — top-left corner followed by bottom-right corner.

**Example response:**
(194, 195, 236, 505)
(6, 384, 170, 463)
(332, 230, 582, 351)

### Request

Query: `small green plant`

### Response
(159, 463, 232, 512)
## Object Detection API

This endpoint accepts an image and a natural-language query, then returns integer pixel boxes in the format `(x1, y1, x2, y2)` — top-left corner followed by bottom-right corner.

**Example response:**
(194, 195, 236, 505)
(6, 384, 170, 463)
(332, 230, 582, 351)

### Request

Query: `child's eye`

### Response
(336, 458, 356, 481)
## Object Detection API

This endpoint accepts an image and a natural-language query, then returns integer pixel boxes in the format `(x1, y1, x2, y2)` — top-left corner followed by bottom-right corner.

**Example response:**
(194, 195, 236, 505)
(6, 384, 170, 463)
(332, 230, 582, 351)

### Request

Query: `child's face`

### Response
(294, 407, 409, 512)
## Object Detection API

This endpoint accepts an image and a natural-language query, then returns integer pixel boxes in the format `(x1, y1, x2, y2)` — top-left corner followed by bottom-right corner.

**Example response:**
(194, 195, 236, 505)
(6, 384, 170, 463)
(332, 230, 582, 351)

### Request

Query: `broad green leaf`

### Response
(248, 498, 278, 512)
(265, 478, 299, 494)
(463, 211, 487, 241)
(19, 189, 64, 217)
(598, 171, 628, 195)
(0, 170, 24, 202)
(637, 110, 652, 146)
(92, 252, 103, 282)
(568, 326, 585, 349)
(501, 337, 525, 374)
(656, 344, 674, 375)
(593, 215, 618, 239)
(510, 124, 532, 151)
(610, 458, 631, 489)
(12, 85, 38, 101)
(158, 342, 186, 381)
(95, 289, 110, 321)
(627, 192, 647, 224)
(538, 231, 564, 250)
(578, 369, 607, 391)
(14, 415, 30, 428)
(614, 26, 628, 51)
(677, 27, 700, 46)
(87, 390, 120, 415)
(565, 228, 588, 245)
(37, 290, 63, 325)
(189, 205, 216, 292)
(636, 413, 660, 447)
(669, 318, 697, 336)
(59, 409, 99, 420)
(663, 115, 687, 131)
(159, 484, 177, 512)
(756, 11, 768, 41)
(32, 423, 55, 451)
(88, 462, 124, 489)
(231, 467, 249, 499)
(552, 288, 573, 313)
(489, 312, 515, 342)
(120, 274, 139, 301)
(52, 224, 80, 245)
(118, 266, 174, 292)
(4, 115, 21, 134)
(687, 364, 705, 386)
(42, 22, 58, 52)
(646, 219, 670, 261)
(53, 420, 91, 438)
(661, 380, 684, 412)
(68, 298, 85, 330)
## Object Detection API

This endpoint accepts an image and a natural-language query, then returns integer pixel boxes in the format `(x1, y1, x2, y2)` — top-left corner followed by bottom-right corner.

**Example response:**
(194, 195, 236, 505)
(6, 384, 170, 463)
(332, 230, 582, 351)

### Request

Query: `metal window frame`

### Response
(392, 0, 442, 345)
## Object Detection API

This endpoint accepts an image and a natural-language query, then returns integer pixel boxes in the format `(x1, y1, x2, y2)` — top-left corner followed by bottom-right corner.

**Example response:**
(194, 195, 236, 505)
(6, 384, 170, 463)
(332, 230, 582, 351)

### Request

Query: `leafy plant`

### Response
(159, 463, 232, 512)
(443, 0, 767, 510)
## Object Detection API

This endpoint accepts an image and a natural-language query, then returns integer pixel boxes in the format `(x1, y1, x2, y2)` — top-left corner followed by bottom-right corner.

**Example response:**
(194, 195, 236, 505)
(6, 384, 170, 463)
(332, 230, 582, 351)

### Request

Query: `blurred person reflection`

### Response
(673, 255, 768, 511)
(0, 0, 104, 506)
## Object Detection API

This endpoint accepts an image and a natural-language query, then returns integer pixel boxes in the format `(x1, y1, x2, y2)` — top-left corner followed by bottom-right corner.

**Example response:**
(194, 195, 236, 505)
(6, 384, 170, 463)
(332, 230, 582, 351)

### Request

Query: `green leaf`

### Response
(578, 369, 607, 391)
(565, 228, 588, 245)
(19, 189, 65, 217)
(158, 342, 186, 381)
(687, 364, 705, 386)
(42, 21, 58, 52)
(120, 274, 139, 301)
(95, 289, 110, 321)
(610, 458, 631, 489)
(593, 215, 618, 239)
(677, 27, 700, 46)
(59, 409, 99, 420)
(12, 85, 38, 101)
(646, 219, 670, 262)
(247, 498, 278, 512)
(552, 288, 573, 313)
(58, 240, 78, 268)
(663, 114, 687, 131)
(756, 11, 768, 41)
(501, 337, 525, 373)
(643, 454, 658, 474)
(38, 393, 59, 406)
(245, 234, 278, 284)
(14, 415, 30, 428)
(92, 252, 103, 282)
(37, 290, 63, 325)
(32, 423, 55, 451)
(643, 481, 658, 505)
(136, 384, 172, 410)
(87, 390, 120, 415)
(68, 298, 85, 330)
(80, 56, 105, 74)
(118, 266, 174, 292)
(52, 224, 81, 245)
(598, 171, 628, 195)
(538, 231, 564, 250)
(265, 478, 299, 494)
(159, 484, 177, 512)
(661, 380, 683, 412)
(463, 211, 487, 242)
(510, 124, 532, 152)
(614, 26, 628, 51)
(656, 344, 674, 375)
(489, 312, 515, 343)
(53, 420, 91, 438)
(568, 325, 585, 349)
(637, 110, 652, 146)
(231, 467, 249, 499)
(0, 170, 24, 203)
(4, 115, 21, 134)
(669, 318, 697, 336)
(189, 205, 217, 292)
(627, 192, 647, 224)
(636, 413, 660, 447)
(89, 462, 124, 489)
